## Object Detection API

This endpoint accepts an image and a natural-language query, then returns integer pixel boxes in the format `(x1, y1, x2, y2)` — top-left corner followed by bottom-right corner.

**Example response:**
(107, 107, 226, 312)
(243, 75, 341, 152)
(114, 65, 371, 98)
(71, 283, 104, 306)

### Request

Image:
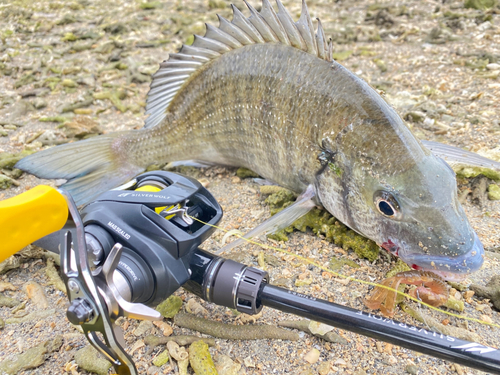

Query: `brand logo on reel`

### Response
(108, 221, 131, 240)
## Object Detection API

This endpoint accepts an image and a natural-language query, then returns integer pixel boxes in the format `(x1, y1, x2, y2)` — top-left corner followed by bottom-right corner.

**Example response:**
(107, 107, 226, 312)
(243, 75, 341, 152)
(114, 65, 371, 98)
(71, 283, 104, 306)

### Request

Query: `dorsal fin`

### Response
(145, 0, 334, 128)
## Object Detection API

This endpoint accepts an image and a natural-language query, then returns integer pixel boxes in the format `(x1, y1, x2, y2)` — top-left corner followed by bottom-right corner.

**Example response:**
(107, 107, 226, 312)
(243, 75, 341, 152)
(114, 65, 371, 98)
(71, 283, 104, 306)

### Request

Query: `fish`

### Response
(16, 0, 487, 280)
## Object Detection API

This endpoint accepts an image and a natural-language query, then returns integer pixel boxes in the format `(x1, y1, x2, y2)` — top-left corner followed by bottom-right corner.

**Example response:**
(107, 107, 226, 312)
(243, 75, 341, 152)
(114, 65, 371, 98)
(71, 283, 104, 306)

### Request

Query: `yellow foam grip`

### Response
(0, 185, 68, 263)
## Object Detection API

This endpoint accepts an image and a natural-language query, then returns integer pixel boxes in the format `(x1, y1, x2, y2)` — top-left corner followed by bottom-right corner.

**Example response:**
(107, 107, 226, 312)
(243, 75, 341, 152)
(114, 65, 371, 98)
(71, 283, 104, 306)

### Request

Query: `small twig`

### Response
(174, 313, 299, 341)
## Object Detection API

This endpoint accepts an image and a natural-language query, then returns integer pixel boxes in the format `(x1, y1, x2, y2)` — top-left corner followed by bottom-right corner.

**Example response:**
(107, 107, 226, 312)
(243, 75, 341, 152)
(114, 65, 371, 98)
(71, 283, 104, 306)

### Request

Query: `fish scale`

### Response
(16, 0, 485, 278)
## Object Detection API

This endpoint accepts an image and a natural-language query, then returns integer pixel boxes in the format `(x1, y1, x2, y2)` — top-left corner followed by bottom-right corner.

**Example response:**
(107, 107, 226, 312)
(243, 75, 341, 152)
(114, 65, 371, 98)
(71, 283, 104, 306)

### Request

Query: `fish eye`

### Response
(378, 200, 394, 216)
(374, 191, 400, 218)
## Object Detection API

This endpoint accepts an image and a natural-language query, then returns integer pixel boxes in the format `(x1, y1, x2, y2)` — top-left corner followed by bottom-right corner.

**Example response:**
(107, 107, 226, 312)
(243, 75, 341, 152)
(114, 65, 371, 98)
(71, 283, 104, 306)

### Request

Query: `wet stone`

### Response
(0, 293, 20, 308)
(60, 116, 102, 139)
(215, 354, 241, 375)
(405, 364, 419, 374)
(471, 175, 489, 207)
(0, 336, 62, 375)
(74, 345, 112, 375)
(33, 97, 47, 109)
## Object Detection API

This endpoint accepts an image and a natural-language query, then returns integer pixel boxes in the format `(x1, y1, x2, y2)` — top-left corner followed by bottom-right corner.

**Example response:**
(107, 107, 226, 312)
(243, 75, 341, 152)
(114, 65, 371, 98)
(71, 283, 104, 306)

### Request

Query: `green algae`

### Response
(331, 50, 353, 61)
(139, 1, 161, 9)
(189, 340, 217, 375)
(0, 150, 34, 169)
(39, 115, 69, 123)
(464, 0, 497, 9)
(236, 167, 259, 178)
(43, 76, 61, 91)
(156, 295, 183, 318)
(0, 175, 15, 190)
(455, 167, 500, 182)
(264, 190, 380, 261)
(488, 184, 500, 200)
(0, 293, 20, 307)
(153, 349, 170, 367)
(329, 256, 361, 272)
(14, 72, 37, 88)
(93, 89, 127, 112)
(385, 258, 411, 278)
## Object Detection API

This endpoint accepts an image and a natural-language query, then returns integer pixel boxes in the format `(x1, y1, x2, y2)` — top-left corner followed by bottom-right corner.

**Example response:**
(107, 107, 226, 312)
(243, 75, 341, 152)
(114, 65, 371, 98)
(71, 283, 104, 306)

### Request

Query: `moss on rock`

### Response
(265, 190, 380, 262)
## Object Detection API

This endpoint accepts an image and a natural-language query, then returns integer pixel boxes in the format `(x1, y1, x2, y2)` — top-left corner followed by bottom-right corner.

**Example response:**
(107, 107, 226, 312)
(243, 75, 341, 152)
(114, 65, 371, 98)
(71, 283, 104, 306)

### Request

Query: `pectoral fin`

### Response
(217, 185, 316, 253)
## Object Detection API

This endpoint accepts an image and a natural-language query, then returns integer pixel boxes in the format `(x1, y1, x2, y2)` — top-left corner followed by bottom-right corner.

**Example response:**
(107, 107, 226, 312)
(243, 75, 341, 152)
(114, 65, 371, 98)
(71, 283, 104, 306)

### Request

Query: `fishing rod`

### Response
(1, 170, 499, 375)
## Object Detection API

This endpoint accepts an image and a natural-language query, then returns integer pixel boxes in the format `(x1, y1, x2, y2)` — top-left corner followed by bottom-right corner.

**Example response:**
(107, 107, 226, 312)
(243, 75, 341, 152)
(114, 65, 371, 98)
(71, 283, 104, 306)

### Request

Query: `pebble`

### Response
(243, 356, 255, 368)
(61, 79, 78, 88)
(186, 298, 208, 315)
(215, 355, 241, 375)
(74, 346, 112, 375)
(405, 364, 419, 374)
(24, 281, 49, 309)
(486, 63, 500, 71)
(317, 361, 331, 375)
(146, 366, 161, 375)
(33, 97, 47, 109)
(133, 320, 154, 336)
(303, 348, 320, 364)
(6, 309, 56, 324)
(152, 320, 173, 336)
(480, 314, 493, 324)
(0, 336, 62, 374)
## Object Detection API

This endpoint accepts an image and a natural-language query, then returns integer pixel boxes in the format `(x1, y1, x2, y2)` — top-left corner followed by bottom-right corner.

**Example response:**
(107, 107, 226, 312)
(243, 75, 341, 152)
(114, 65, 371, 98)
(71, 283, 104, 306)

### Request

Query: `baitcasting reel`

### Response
(58, 171, 267, 375)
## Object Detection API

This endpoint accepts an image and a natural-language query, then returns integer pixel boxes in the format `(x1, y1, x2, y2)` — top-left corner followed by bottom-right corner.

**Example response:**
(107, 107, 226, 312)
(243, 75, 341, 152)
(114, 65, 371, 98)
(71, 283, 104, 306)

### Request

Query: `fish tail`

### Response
(15, 133, 145, 205)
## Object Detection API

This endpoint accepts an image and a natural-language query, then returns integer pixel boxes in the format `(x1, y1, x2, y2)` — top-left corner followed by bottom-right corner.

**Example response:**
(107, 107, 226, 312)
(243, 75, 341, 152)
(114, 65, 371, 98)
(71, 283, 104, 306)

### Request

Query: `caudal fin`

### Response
(16, 134, 144, 205)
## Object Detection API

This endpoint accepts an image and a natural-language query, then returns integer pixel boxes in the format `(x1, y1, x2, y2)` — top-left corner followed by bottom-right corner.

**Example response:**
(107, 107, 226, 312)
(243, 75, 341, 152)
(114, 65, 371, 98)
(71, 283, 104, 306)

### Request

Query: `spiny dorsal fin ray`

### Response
(275, 0, 305, 50)
(145, 0, 334, 129)
(244, 0, 279, 43)
(295, 0, 317, 56)
(260, 0, 290, 45)
(315, 18, 326, 60)
(217, 14, 255, 45)
(231, 3, 265, 43)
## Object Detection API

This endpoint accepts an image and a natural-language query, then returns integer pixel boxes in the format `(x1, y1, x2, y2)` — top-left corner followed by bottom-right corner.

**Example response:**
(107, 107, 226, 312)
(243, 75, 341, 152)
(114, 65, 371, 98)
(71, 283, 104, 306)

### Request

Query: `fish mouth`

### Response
(398, 232, 484, 280)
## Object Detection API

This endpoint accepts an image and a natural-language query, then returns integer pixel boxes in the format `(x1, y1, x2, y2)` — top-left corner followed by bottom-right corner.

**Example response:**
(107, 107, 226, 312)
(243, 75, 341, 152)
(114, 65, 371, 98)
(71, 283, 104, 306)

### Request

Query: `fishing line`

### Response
(189, 214, 500, 329)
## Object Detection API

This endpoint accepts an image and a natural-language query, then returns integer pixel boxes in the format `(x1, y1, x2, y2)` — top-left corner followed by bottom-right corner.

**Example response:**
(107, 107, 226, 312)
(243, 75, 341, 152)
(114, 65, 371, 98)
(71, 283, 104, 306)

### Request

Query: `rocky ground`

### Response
(1, 0, 500, 374)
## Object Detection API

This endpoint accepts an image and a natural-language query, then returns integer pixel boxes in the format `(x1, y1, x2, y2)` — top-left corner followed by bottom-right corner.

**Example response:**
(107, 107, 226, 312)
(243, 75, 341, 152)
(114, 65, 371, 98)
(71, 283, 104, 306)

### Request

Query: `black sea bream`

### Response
(17, 0, 485, 279)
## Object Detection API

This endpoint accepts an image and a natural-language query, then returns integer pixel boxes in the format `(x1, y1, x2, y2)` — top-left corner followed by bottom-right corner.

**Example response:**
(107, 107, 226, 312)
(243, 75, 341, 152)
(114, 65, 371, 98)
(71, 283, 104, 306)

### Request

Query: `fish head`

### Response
(315, 131, 484, 281)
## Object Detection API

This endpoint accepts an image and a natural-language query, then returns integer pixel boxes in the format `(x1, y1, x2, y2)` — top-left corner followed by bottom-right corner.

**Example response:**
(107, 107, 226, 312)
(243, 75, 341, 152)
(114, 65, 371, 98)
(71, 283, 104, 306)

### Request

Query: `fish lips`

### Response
(397, 232, 485, 280)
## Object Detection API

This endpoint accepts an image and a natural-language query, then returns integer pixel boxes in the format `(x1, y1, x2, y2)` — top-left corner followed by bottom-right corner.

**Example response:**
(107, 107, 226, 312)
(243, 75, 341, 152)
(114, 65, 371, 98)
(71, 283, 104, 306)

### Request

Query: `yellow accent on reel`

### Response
(135, 185, 178, 219)
(0, 185, 68, 263)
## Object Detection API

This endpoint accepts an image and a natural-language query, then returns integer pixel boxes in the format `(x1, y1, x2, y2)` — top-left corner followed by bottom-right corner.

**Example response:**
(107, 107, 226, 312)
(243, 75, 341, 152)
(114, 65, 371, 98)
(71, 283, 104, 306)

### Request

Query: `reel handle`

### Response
(0, 185, 67, 263)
